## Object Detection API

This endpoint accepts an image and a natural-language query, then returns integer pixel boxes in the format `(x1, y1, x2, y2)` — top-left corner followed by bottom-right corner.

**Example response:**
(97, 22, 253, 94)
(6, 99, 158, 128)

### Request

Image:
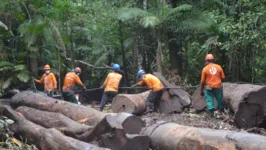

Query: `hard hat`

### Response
(205, 54, 214, 61)
(112, 64, 120, 71)
(44, 64, 51, 70)
(137, 69, 145, 77)
(75, 67, 82, 73)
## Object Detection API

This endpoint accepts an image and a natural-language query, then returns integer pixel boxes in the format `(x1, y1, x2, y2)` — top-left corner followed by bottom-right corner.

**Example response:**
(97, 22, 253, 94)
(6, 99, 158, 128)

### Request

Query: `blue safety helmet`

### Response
(112, 64, 120, 71)
(137, 69, 145, 77)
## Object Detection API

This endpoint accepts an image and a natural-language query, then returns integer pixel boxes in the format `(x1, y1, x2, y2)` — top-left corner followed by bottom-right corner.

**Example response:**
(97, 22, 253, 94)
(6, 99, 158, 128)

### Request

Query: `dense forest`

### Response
(1, 0, 266, 97)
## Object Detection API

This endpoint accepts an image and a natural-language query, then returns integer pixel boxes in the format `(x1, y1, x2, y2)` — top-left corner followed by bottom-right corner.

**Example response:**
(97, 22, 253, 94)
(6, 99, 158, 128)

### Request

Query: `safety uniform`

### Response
(100, 72, 122, 111)
(35, 73, 57, 93)
(138, 74, 164, 111)
(62, 72, 84, 104)
(201, 63, 225, 110)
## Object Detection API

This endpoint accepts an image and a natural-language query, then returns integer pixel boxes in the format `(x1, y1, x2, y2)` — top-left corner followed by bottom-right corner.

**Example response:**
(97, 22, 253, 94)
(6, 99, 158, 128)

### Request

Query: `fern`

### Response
(17, 71, 30, 83)
(14, 65, 26, 71)
(117, 7, 150, 21)
(168, 4, 193, 15)
(140, 16, 161, 28)
(2, 78, 12, 90)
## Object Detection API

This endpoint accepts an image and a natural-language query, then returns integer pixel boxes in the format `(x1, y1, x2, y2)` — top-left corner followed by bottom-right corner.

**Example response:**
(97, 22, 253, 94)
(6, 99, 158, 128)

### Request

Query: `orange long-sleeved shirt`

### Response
(103, 72, 122, 92)
(62, 72, 84, 92)
(200, 63, 225, 88)
(138, 74, 164, 92)
(35, 73, 57, 92)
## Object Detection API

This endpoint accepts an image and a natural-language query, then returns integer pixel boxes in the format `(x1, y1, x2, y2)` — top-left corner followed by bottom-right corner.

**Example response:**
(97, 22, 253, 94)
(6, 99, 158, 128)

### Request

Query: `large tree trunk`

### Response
(192, 83, 266, 129)
(11, 91, 105, 125)
(15, 106, 92, 138)
(14, 105, 148, 150)
(112, 90, 182, 114)
(153, 72, 191, 107)
(113, 72, 191, 115)
(142, 121, 266, 150)
(112, 91, 149, 115)
(156, 39, 163, 73)
(0, 105, 108, 150)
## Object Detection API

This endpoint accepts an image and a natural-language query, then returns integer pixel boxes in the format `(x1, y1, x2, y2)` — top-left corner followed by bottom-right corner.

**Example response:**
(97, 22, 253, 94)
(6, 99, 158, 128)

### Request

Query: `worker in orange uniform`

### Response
(132, 69, 164, 112)
(62, 67, 86, 104)
(200, 54, 225, 118)
(99, 64, 122, 111)
(34, 64, 57, 96)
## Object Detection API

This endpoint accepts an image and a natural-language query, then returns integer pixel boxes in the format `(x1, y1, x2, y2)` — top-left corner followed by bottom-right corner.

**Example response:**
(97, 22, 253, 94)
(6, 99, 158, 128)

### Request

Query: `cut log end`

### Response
(112, 95, 137, 114)
(112, 93, 147, 115)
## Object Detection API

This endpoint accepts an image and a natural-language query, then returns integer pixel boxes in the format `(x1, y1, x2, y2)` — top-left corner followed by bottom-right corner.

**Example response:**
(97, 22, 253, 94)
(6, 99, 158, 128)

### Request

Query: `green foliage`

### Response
(1, 0, 266, 97)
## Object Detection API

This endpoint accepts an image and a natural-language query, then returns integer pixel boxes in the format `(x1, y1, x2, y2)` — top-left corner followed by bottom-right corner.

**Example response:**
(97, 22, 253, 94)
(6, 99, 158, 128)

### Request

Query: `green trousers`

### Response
(205, 87, 223, 110)
(62, 92, 78, 104)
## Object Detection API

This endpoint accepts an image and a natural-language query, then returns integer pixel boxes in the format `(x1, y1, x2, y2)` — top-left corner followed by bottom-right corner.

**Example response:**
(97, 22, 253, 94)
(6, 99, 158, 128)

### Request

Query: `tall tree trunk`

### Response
(156, 38, 163, 73)
(168, 37, 183, 75)
(118, 21, 129, 86)
(132, 32, 139, 82)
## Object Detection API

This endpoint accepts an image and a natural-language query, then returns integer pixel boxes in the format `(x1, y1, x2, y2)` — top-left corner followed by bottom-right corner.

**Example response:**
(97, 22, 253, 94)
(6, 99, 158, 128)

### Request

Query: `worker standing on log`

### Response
(200, 54, 225, 118)
(99, 64, 122, 112)
(33, 64, 57, 96)
(62, 67, 86, 104)
(132, 69, 164, 112)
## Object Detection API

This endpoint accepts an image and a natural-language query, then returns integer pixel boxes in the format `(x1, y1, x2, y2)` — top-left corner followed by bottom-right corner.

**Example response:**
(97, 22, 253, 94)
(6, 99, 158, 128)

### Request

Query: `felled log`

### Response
(15, 106, 92, 138)
(14, 106, 148, 150)
(112, 90, 182, 114)
(112, 91, 150, 115)
(11, 91, 105, 125)
(153, 72, 191, 107)
(78, 113, 149, 150)
(192, 83, 266, 128)
(0, 105, 109, 150)
(142, 121, 266, 150)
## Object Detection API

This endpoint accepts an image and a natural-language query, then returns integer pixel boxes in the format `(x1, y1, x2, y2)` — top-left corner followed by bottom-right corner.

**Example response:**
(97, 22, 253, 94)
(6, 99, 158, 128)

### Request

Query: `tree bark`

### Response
(153, 72, 191, 107)
(0, 105, 108, 150)
(11, 91, 105, 125)
(15, 106, 92, 138)
(112, 90, 182, 114)
(112, 91, 149, 115)
(142, 121, 266, 150)
(156, 39, 163, 73)
(192, 83, 266, 129)
(118, 20, 129, 86)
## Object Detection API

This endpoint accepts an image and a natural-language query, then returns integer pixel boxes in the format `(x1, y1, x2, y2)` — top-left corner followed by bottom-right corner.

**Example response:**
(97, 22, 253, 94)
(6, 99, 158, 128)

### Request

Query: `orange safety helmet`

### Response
(75, 67, 82, 73)
(44, 64, 51, 70)
(205, 54, 214, 61)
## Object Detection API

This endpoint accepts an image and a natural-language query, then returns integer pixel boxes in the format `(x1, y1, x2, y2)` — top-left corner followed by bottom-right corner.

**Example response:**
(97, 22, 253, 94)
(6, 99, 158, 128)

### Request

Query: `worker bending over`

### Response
(200, 54, 225, 118)
(132, 70, 164, 112)
(99, 64, 122, 111)
(34, 64, 57, 96)
(62, 67, 86, 104)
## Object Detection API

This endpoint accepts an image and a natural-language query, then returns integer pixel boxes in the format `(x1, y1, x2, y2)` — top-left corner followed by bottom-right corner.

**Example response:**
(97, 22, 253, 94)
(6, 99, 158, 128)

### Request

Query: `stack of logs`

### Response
(2, 82, 266, 150)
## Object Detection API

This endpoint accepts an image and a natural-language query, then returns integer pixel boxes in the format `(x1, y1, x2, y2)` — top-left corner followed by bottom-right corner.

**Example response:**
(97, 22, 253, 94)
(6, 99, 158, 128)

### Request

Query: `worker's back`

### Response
(104, 72, 122, 92)
(140, 74, 164, 92)
(63, 72, 82, 92)
(202, 63, 225, 88)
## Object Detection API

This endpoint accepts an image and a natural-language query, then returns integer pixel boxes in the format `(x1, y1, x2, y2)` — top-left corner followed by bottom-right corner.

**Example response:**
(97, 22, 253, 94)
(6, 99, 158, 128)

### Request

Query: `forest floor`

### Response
(93, 103, 237, 131)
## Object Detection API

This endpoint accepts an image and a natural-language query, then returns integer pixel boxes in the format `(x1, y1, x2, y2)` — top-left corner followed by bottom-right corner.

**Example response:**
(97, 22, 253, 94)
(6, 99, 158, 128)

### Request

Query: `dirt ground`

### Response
(92, 103, 238, 131)
(141, 111, 237, 131)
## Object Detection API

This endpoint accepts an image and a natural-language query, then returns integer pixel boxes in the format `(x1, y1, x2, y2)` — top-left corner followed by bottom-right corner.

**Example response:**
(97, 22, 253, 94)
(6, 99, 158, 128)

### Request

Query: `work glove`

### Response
(200, 89, 204, 97)
(31, 76, 35, 80)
